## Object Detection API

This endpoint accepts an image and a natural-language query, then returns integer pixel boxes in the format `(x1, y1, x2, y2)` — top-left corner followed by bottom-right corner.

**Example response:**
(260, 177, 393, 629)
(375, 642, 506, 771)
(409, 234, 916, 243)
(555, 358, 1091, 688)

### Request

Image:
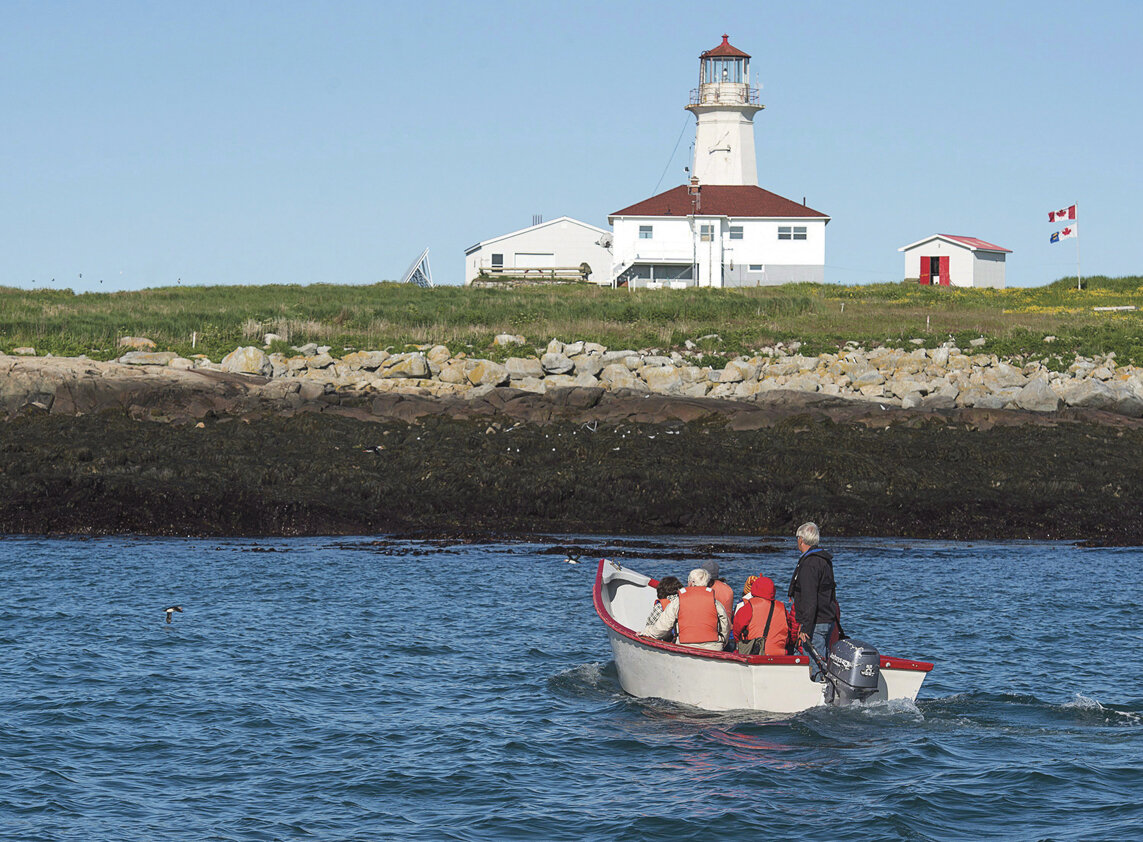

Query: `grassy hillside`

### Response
(1, 276, 1140, 366)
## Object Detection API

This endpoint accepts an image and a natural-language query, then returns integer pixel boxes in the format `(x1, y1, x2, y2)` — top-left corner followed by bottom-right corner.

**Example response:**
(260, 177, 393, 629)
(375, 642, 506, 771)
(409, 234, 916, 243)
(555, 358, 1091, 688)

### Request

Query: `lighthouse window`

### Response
(639, 225, 653, 239)
(728, 226, 743, 240)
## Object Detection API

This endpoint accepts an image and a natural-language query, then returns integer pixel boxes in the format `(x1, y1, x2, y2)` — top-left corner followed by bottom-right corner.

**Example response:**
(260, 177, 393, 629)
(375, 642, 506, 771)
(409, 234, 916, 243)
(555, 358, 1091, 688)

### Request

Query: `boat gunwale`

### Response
(593, 558, 934, 673)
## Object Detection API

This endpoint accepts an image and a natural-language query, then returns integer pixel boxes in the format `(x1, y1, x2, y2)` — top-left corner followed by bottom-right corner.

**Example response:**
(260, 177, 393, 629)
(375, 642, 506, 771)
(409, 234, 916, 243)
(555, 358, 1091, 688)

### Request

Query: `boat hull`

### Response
(594, 558, 932, 713)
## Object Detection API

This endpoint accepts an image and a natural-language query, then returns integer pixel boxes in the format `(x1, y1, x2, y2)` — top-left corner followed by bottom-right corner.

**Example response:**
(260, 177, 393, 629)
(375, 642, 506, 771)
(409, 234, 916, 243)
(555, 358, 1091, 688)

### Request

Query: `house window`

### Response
(491, 253, 503, 268)
(793, 226, 807, 240)
(778, 226, 791, 240)
(728, 226, 743, 240)
(639, 225, 653, 239)
(700, 224, 714, 242)
(749, 264, 764, 272)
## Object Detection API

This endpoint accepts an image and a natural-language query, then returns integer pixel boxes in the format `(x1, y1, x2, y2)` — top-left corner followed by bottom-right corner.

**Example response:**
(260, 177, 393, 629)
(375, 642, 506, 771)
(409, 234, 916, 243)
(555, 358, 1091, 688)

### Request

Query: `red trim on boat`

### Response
(593, 559, 934, 672)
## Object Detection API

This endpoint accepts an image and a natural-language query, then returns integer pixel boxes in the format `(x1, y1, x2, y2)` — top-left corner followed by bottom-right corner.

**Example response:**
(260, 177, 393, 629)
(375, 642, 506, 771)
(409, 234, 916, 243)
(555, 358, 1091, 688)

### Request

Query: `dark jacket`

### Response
(787, 549, 838, 632)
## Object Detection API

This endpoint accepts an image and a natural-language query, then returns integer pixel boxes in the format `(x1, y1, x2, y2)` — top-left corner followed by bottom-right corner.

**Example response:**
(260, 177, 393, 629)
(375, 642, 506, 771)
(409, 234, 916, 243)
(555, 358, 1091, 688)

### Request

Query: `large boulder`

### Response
(341, 350, 390, 370)
(541, 352, 575, 375)
(119, 351, 178, 366)
(466, 360, 509, 387)
(378, 353, 429, 379)
(640, 365, 683, 394)
(118, 336, 156, 350)
(573, 353, 605, 378)
(721, 358, 757, 383)
(426, 345, 452, 366)
(492, 334, 526, 347)
(600, 363, 646, 392)
(505, 357, 544, 379)
(1015, 378, 1060, 412)
(221, 346, 271, 376)
(983, 362, 1027, 391)
(1057, 378, 1116, 411)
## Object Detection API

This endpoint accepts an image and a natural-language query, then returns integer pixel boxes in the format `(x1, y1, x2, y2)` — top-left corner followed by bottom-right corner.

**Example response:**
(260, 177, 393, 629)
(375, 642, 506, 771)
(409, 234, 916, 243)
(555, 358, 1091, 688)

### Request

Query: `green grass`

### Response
(1, 276, 1141, 364)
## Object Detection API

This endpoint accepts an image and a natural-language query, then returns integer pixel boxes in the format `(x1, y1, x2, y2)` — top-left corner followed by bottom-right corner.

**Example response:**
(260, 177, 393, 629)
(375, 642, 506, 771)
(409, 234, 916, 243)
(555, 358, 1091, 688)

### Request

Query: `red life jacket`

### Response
(676, 587, 719, 644)
(657, 597, 671, 611)
(711, 580, 734, 620)
(742, 594, 790, 656)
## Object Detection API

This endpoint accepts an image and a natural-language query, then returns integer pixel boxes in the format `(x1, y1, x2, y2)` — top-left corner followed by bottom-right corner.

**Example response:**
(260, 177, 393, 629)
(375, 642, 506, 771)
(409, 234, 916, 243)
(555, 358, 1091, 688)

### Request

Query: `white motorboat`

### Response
(594, 558, 933, 713)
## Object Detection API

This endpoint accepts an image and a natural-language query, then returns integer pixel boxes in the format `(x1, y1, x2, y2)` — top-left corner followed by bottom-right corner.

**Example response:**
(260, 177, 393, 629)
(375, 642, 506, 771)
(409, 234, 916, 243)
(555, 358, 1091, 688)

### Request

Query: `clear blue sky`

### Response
(3, 0, 1139, 291)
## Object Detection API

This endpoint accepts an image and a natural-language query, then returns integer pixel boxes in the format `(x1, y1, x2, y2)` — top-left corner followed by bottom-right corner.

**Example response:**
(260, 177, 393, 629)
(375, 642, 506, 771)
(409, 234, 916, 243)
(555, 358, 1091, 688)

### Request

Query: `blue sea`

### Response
(0, 535, 1140, 841)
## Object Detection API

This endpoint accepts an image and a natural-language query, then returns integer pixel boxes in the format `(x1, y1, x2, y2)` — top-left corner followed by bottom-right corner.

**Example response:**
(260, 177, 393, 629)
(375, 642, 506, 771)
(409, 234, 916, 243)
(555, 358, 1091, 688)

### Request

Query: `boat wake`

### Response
(547, 662, 625, 700)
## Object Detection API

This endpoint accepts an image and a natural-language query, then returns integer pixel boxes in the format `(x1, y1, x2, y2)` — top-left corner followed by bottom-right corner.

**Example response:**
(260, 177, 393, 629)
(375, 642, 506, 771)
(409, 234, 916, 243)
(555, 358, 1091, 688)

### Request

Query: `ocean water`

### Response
(0, 535, 1140, 842)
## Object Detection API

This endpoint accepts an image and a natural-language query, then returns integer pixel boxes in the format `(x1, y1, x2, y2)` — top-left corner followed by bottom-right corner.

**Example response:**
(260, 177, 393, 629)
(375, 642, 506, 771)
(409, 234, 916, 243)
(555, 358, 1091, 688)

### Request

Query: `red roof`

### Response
(610, 184, 828, 219)
(703, 34, 750, 59)
(942, 235, 1012, 253)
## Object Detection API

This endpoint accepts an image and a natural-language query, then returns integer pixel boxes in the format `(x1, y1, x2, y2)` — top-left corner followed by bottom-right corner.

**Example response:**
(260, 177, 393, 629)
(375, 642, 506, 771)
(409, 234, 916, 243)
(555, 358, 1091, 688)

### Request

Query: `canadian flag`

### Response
(1049, 205, 1077, 222)
(1058, 224, 1078, 239)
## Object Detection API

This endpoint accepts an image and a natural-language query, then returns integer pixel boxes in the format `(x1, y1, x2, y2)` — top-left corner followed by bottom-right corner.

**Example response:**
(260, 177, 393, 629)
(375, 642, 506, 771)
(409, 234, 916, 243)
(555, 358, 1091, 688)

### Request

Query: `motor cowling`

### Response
(825, 638, 881, 706)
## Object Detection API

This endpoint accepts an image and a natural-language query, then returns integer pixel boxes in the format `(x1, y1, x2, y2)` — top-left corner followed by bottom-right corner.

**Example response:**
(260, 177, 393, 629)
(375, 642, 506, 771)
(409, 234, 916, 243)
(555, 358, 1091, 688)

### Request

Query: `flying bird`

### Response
(164, 605, 183, 624)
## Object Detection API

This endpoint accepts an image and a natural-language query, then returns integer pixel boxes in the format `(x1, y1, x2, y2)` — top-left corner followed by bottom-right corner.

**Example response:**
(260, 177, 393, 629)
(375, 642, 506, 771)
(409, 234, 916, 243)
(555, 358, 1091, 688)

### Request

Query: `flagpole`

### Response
(1075, 201, 1082, 290)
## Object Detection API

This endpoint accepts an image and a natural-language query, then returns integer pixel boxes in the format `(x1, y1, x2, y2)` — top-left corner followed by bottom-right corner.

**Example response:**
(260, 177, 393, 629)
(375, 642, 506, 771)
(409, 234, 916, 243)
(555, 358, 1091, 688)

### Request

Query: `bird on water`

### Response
(164, 606, 183, 623)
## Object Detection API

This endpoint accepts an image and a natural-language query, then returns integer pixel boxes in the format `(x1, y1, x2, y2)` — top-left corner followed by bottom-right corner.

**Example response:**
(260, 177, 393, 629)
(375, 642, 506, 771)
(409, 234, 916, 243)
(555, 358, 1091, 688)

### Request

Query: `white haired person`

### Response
(788, 522, 839, 680)
(639, 567, 729, 651)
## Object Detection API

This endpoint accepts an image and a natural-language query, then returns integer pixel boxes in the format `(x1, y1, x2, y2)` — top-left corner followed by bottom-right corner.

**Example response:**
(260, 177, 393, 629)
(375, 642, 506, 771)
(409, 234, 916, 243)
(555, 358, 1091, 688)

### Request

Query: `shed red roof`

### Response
(941, 235, 1012, 253)
(610, 185, 828, 220)
(703, 34, 750, 59)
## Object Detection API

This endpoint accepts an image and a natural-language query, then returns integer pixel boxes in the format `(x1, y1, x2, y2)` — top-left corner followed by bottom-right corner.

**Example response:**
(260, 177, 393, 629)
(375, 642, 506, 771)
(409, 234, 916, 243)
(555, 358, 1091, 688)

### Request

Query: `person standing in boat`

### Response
(639, 568, 729, 651)
(788, 522, 838, 680)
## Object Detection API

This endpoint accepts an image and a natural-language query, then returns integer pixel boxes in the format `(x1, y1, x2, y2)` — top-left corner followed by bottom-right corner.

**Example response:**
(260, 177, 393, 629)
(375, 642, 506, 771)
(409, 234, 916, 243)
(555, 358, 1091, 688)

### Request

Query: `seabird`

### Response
(164, 605, 183, 623)
(564, 554, 581, 565)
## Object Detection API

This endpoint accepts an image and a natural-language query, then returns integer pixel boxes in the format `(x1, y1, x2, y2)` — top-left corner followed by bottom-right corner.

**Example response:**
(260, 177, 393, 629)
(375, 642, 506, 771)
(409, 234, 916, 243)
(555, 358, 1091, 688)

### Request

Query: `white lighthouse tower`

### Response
(685, 34, 763, 186)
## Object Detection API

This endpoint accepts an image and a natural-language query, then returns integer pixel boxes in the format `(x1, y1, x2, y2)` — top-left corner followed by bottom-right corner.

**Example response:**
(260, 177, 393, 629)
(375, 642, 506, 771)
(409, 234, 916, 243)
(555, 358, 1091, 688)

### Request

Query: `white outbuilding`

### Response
(898, 235, 1011, 288)
(463, 216, 612, 286)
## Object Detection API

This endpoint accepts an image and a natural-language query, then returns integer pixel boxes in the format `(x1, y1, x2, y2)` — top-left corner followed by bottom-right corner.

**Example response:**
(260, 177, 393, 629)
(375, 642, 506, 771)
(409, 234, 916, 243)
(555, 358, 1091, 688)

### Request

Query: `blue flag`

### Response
(1050, 232, 1060, 244)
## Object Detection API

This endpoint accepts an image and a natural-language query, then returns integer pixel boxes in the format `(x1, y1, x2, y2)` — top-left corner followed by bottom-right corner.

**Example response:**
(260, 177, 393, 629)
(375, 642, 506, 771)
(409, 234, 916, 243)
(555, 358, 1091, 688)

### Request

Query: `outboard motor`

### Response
(823, 638, 881, 707)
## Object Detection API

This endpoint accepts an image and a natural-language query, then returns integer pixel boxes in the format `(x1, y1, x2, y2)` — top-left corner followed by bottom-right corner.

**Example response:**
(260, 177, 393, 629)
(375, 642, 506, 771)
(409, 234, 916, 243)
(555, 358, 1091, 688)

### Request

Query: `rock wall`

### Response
(3, 337, 1143, 421)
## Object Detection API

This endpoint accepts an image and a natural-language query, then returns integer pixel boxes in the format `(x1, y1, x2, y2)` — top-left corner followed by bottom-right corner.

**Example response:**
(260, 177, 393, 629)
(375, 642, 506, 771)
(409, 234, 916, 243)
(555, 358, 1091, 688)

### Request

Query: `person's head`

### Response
(656, 576, 682, 600)
(742, 574, 758, 596)
(688, 568, 711, 588)
(796, 522, 820, 552)
(750, 576, 776, 601)
(700, 560, 720, 581)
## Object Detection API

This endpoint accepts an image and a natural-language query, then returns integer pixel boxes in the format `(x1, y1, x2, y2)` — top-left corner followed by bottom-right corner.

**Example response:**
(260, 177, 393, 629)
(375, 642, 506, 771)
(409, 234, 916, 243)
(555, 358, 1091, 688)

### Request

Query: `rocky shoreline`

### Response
(2, 343, 1141, 543)
(9, 332, 1138, 417)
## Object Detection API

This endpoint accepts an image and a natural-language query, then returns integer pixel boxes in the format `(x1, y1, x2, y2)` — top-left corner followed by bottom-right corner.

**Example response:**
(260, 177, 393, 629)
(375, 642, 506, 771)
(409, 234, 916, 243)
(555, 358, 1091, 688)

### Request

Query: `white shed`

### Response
(898, 235, 1011, 288)
(463, 217, 613, 286)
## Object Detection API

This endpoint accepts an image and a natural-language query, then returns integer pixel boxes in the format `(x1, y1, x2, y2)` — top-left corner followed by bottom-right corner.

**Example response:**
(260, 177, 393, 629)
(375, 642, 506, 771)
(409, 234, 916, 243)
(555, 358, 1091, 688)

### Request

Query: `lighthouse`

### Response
(685, 35, 763, 186)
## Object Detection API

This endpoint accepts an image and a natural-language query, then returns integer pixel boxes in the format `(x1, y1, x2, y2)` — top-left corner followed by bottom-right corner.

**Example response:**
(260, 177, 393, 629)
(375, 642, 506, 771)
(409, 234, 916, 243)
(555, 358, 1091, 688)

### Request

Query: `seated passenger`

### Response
(644, 576, 682, 630)
(701, 560, 735, 621)
(732, 576, 791, 656)
(639, 568, 729, 651)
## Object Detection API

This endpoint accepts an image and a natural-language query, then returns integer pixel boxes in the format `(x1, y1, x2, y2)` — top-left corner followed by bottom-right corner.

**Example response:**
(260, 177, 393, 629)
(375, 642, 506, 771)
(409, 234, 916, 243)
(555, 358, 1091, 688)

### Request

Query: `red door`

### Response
(919, 257, 931, 285)
(938, 255, 950, 286)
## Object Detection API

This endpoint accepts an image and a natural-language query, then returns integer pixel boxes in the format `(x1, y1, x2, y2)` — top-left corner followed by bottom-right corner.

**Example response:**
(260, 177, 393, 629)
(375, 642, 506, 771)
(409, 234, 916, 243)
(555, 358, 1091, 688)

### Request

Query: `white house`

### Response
(898, 235, 1011, 288)
(463, 216, 612, 286)
(608, 35, 828, 288)
(610, 184, 828, 288)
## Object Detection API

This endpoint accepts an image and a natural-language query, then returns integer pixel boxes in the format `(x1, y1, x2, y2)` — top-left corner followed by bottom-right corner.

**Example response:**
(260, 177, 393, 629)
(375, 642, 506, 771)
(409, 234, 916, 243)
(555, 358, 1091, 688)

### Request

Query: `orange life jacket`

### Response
(676, 587, 719, 644)
(657, 597, 671, 611)
(743, 593, 790, 656)
(711, 580, 734, 620)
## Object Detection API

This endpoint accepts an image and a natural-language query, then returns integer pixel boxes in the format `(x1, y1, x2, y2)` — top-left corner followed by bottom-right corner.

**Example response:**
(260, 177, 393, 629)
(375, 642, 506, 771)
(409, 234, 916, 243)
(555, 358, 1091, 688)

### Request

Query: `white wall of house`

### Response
(973, 251, 1006, 288)
(611, 215, 826, 287)
(464, 217, 612, 285)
